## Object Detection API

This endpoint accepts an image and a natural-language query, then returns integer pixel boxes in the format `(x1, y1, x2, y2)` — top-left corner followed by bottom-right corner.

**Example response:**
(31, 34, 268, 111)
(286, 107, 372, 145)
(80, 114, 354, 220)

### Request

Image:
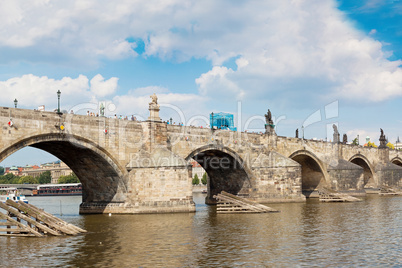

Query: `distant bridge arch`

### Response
(391, 157, 402, 167)
(349, 154, 376, 188)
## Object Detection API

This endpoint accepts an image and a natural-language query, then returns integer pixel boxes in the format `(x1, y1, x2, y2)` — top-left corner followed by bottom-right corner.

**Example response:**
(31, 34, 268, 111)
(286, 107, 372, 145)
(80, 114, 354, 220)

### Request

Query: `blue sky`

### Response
(1, 0, 402, 167)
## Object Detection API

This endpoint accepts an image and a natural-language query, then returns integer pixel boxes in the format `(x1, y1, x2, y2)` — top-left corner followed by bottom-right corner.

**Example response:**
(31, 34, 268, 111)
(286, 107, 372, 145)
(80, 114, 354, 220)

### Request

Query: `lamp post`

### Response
(14, 99, 18, 108)
(211, 112, 214, 130)
(302, 125, 304, 139)
(57, 90, 61, 114)
(357, 134, 359, 146)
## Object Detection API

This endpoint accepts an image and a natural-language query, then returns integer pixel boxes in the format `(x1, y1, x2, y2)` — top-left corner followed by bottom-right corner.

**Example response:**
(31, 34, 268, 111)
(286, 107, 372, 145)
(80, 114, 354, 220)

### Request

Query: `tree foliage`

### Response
(0, 173, 17, 184)
(58, 173, 79, 184)
(201, 173, 207, 185)
(386, 142, 395, 150)
(0, 166, 4, 176)
(192, 174, 200, 185)
(365, 141, 377, 148)
(351, 138, 359, 146)
(38, 171, 52, 184)
(18, 176, 38, 184)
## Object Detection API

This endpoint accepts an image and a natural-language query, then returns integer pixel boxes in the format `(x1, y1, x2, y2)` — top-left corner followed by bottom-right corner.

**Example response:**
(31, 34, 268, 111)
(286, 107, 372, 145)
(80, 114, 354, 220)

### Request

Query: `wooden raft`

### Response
(213, 191, 279, 214)
(318, 188, 362, 202)
(0, 199, 86, 237)
(379, 185, 402, 196)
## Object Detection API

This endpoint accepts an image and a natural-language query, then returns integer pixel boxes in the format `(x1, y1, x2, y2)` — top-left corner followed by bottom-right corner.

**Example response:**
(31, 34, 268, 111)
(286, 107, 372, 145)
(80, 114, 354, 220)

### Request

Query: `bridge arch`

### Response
(289, 150, 327, 197)
(349, 154, 376, 188)
(186, 145, 252, 204)
(391, 157, 402, 167)
(0, 133, 128, 209)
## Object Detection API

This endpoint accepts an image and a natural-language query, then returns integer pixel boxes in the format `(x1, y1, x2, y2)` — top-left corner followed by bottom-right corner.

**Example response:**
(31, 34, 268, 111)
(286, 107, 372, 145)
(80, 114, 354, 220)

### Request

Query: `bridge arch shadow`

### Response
(391, 157, 402, 167)
(186, 145, 252, 205)
(0, 134, 128, 212)
(349, 154, 376, 188)
(289, 150, 327, 198)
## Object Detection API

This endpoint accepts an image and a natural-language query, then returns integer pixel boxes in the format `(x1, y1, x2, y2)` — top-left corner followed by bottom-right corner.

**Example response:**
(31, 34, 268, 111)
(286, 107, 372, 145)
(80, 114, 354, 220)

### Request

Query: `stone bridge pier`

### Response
(1, 100, 402, 214)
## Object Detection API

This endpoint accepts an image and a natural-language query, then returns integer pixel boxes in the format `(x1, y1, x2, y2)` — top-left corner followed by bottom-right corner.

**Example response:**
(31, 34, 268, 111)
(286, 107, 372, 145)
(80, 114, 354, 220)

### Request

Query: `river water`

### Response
(0, 193, 401, 267)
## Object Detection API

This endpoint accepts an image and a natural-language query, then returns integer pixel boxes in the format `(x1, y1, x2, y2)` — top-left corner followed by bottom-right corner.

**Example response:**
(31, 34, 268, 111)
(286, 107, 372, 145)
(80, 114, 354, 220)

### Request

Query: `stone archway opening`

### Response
(0, 135, 127, 214)
(188, 148, 251, 205)
(350, 157, 375, 188)
(291, 154, 325, 198)
(391, 158, 402, 167)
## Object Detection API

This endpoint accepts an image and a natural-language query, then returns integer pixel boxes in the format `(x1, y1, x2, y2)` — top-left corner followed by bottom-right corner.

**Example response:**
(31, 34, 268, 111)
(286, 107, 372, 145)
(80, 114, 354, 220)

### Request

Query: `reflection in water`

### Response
(0, 194, 401, 267)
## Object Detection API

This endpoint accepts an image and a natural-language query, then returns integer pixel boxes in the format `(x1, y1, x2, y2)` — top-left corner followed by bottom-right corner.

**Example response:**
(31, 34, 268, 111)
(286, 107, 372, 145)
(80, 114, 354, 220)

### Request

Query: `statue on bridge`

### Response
(265, 109, 275, 135)
(265, 109, 272, 124)
(148, 93, 161, 122)
(343, 133, 347, 144)
(150, 93, 158, 105)
(379, 128, 387, 148)
(295, 128, 299, 138)
(333, 124, 340, 143)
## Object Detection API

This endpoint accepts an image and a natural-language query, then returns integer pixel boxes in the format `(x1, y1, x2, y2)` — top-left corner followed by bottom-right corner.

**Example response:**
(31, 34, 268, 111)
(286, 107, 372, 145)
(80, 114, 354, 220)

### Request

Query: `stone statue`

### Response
(148, 93, 161, 122)
(265, 109, 272, 125)
(379, 128, 387, 148)
(333, 124, 338, 134)
(333, 124, 340, 143)
(343, 134, 347, 144)
(264, 109, 275, 135)
(295, 129, 299, 138)
(150, 93, 158, 105)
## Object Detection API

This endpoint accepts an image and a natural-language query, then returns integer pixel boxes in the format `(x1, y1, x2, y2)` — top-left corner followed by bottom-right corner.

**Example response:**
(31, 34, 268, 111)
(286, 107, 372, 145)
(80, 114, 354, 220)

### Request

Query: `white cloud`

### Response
(90, 74, 118, 97)
(0, 74, 118, 111)
(1, 0, 402, 104)
(196, 66, 244, 100)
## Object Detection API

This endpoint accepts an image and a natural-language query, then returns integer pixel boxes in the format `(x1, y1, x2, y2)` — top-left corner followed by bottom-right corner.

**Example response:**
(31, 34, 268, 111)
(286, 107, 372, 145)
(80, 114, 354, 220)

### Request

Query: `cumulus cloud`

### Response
(196, 66, 244, 100)
(1, 0, 402, 104)
(0, 74, 117, 111)
(90, 74, 118, 97)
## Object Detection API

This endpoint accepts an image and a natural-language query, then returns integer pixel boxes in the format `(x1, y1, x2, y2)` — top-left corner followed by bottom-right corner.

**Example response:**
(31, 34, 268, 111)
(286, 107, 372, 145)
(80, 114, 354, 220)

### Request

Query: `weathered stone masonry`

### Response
(0, 105, 401, 214)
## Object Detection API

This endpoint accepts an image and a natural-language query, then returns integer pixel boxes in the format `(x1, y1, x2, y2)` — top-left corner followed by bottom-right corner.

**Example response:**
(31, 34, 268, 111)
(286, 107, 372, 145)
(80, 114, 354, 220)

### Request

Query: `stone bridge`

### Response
(1, 104, 401, 214)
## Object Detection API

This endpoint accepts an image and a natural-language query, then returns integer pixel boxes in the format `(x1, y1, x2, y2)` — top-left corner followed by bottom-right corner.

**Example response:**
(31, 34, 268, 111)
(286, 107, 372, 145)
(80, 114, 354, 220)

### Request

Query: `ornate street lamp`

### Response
(57, 90, 61, 114)
(14, 98, 18, 108)
(211, 112, 214, 130)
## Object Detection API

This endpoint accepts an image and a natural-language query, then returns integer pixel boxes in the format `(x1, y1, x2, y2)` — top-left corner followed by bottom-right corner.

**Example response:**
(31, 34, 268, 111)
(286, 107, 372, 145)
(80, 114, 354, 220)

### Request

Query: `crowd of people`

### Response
(72, 110, 245, 130)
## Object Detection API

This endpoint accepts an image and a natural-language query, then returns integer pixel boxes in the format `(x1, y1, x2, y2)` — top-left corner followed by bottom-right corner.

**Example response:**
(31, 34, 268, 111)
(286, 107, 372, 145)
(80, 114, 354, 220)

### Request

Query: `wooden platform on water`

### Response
(213, 191, 279, 214)
(318, 188, 362, 202)
(379, 186, 402, 196)
(0, 199, 86, 237)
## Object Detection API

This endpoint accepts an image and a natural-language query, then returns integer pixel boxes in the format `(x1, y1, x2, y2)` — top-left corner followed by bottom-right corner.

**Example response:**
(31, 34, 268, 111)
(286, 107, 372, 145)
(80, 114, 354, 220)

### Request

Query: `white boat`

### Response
(0, 188, 29, 204)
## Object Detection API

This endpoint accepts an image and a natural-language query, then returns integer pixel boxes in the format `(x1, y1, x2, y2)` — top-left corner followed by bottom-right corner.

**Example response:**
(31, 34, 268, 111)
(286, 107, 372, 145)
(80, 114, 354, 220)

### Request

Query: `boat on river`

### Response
(0, 188, 29, 204)
(32, 183, 82, 196)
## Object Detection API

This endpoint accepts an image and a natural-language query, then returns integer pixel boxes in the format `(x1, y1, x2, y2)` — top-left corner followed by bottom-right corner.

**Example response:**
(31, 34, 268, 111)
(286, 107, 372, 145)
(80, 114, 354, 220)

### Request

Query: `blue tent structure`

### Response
(210, 112, 237, 131)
